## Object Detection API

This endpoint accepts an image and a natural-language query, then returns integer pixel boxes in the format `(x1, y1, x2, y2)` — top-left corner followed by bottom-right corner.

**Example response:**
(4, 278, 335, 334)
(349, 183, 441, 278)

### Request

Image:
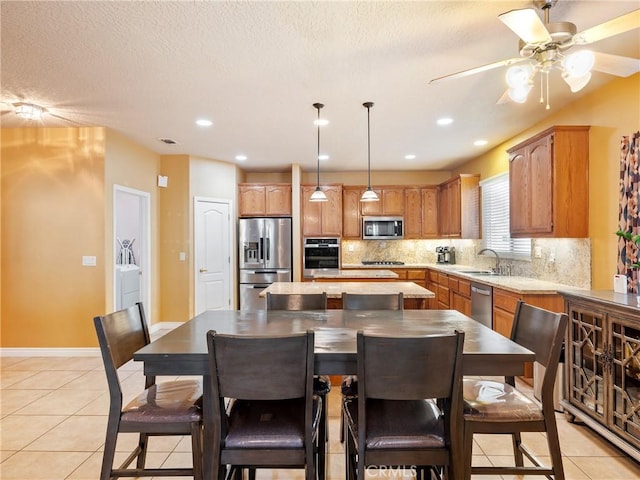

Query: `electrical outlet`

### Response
(534, 246, 542, 258)
(549, 251, 556, 263)
(348, 244, 354, 252)
(82, 255, 96, 266)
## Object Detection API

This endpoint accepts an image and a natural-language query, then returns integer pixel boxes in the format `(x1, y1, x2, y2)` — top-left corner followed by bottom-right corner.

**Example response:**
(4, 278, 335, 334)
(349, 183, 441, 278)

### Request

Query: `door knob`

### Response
(199, 268, 208, 273)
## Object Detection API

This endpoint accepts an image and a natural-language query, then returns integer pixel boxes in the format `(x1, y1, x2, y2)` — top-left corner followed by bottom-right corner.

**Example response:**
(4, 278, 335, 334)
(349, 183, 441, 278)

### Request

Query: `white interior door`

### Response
(195, 198, 232, 314)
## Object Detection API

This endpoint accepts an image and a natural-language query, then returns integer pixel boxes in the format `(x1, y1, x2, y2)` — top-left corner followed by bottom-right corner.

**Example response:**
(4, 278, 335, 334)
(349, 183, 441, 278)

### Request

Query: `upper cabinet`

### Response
(360, 187, 405, 216)
(239, 183, 291, 217)
(438, 175, 480, 239)
(404, 187, 439, 239)
(301, 185, 343, 237)
(342, 186, 364, 239)
(508, 126, 589, 238)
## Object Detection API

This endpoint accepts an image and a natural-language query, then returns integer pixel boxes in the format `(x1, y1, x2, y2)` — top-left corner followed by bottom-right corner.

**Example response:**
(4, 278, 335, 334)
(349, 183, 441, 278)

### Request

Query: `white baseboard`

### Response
(0, 322, 183, 357)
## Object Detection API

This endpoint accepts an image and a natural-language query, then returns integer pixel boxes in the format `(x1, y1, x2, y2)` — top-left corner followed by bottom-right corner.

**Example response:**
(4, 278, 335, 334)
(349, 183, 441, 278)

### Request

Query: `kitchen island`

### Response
(305, 268, 398, 281)
(261, 281, 434, 309)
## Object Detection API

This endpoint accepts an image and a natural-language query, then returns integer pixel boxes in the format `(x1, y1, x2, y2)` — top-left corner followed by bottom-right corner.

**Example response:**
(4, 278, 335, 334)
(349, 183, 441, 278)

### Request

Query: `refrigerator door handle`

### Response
(259, 237, 264, 261)
(265, 237, 270, 261)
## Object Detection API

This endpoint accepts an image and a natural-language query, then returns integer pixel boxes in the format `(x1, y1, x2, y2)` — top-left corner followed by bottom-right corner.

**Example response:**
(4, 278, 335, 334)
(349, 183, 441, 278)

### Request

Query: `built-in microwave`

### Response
(362, 216, 404, 240)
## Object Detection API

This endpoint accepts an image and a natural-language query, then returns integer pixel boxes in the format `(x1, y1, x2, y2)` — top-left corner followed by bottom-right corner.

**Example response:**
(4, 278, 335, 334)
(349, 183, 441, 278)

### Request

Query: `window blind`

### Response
(480, 173, 531, 260)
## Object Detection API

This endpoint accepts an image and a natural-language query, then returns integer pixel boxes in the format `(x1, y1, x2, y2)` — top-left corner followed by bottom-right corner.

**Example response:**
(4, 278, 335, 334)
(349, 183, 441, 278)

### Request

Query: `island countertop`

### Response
(305, 269, 399, 280)
(261, 281, 434, 299)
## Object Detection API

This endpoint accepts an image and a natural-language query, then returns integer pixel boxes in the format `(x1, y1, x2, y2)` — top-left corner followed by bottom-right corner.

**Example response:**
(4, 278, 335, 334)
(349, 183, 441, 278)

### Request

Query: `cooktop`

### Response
(361, 260, 405, 266)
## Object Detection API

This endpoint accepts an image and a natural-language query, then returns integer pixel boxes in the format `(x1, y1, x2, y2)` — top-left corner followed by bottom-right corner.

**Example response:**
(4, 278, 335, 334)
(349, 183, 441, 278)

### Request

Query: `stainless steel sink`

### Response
(462, 270, 500, 276)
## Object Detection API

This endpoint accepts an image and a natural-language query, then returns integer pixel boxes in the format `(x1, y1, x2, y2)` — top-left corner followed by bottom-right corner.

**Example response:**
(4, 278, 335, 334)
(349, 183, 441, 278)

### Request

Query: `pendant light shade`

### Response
(309, 102, 328, 203)
(360, 102, 379, 202)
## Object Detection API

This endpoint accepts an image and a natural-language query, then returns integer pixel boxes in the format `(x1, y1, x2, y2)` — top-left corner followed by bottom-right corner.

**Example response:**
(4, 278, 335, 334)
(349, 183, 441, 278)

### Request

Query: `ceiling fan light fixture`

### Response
(508, 84, 533, 103)
(309, 102, 328, 203)
(15, 102, 45, 120)
(562, 50, 595, 78)
(562, 70, 592, 92)
(505, 64, 534, 88)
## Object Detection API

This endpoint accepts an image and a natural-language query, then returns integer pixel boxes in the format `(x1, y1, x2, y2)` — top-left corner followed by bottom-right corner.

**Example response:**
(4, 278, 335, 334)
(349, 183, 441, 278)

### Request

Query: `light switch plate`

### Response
(82, 255, 97, 266)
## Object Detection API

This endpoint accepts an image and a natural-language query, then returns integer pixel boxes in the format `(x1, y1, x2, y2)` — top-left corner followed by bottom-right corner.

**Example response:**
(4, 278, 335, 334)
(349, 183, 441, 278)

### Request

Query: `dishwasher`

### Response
(471, 283, 493, 329)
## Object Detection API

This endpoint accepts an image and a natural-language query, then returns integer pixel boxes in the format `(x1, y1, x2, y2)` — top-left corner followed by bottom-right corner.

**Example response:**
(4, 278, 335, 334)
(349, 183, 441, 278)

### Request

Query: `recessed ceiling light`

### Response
(318, 154, 329, 161)
(436, 117, 454, 126)
(474, 139, 488, 146)
(235, 154, 247, 161)
(314, 119, 329, 126)
(404, 154, 416, 160)
(196, 119, 213, 127)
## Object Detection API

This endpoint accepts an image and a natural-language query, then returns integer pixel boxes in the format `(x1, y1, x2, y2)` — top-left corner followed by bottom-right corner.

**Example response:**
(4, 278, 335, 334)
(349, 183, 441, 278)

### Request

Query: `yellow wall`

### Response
(159, 155, 191, 321)
(1, 128, 106, 347)
(455, 74, 640, 289)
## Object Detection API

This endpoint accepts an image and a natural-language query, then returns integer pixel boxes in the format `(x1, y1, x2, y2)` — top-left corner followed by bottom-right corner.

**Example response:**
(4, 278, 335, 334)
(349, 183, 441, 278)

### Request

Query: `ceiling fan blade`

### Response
(499, 8, 551, 44)
(429, 57, 527, 84)
(572, 9, 640, 45)
(591, 51, 640, 77)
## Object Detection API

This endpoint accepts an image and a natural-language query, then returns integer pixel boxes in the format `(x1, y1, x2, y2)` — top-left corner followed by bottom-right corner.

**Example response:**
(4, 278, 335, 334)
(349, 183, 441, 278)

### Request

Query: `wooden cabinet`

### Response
(239, 183, 291, 217)
(404, 187, 438, 239)
(301, 185, 342, 237)
(421, 187, 439, 238)
(425, 269, 451, 310)
(438, 175, 480, 239)
(342, 187, 364, 239)
(493, 287, 564, 381)
(508, 125, 589, 238)
(361, 187, 405, 216)
(448, 274, 471, 317)
(562, 291, 640, 461)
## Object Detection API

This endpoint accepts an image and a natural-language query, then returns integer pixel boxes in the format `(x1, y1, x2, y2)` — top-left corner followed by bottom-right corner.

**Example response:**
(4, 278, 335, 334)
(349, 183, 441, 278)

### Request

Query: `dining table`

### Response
(134, 308, 535, 480)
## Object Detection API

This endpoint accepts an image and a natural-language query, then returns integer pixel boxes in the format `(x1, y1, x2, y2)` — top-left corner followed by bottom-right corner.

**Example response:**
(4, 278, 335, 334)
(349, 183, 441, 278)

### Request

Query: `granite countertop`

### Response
(307, 269, 399, 279)
(342, 262, 581, 295)
(260, 281, 435, 298)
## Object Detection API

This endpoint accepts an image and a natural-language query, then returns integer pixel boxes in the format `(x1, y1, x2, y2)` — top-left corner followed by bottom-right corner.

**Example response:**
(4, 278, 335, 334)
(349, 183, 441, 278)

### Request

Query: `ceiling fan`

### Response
(429, 0, 640, 107)
(1, 100, 82, 124)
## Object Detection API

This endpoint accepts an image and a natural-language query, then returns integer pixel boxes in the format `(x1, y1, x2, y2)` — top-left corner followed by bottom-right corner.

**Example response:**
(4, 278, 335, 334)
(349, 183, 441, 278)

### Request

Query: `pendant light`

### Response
(360, 102, 379, 202)
(309, 102, 328, 202)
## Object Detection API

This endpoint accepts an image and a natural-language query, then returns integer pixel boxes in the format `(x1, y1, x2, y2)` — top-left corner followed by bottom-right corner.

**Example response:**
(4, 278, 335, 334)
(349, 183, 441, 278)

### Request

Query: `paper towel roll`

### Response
(614, 274, 628, 293)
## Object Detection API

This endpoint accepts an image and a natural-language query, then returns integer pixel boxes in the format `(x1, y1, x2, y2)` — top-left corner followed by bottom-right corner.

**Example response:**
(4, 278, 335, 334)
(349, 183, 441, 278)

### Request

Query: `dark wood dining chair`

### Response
(265, 291, 330, 479)
(266, 292, 328, 310)
(343, 330, 465, 480)
(340, 291, 404, 443)
(341, 292, 404, 310)
(206, 330, 320, 480)
(94, 302, 203, 480)
(461, 301, 568, 480)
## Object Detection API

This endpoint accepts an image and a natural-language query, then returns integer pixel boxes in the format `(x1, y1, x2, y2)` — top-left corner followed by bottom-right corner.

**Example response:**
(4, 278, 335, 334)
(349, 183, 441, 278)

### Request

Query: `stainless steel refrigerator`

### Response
(239, 217, 292, 310)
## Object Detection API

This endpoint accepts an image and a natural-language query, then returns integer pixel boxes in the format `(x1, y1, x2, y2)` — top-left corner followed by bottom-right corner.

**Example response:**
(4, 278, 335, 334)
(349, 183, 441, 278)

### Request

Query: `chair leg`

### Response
(136, 432, 149, 468)
(190, 422, 203, 480)
(546, 416, 566, 480)
(462, 421, 475, 480)
(512, 432, 524, 466)
(318, 393, 327, 480)
(100, 416, 119, 480)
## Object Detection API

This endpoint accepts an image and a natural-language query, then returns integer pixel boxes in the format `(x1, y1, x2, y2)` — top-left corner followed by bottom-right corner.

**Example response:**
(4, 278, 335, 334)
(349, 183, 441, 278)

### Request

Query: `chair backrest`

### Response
(266, 292, 327, 311)
(341, 292, 404, 310)
(510, 301, 568, 401)
(358, 330, 465, 401)
(94, 303, 151, 402)
(207, 330, 314, 401)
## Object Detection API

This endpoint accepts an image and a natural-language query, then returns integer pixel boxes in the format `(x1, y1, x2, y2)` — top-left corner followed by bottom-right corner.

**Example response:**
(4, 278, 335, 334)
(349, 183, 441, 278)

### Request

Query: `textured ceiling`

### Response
(1, 1, 639, 172)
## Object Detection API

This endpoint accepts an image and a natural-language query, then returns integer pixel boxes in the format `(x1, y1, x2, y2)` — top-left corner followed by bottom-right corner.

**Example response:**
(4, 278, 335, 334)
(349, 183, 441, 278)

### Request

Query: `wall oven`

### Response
(303, 238, 340, 277)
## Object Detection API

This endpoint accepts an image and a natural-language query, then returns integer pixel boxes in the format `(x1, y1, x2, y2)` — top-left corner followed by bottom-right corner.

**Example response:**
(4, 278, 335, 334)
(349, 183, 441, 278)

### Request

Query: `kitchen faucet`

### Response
(478, 248, 501, 273)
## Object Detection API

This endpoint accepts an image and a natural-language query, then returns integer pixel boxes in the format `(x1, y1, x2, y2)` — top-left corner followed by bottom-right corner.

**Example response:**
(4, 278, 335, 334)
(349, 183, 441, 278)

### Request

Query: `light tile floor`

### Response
(2, 329, 640, 479)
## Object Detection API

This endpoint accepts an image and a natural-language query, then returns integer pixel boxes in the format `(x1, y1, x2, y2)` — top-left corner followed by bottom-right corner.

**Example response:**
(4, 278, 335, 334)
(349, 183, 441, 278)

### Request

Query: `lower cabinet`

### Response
(562, 292, 640, 461)
(449, 275, 471, 317)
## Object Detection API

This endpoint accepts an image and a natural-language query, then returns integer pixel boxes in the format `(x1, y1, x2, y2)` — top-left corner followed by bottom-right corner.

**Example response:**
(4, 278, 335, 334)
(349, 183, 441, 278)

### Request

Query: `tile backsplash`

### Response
(341, 237, 591, 289)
